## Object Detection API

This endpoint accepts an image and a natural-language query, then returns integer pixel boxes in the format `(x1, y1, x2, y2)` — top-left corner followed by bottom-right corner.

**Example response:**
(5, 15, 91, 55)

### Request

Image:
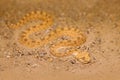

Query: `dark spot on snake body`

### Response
(86, 30, 90, 34)
(74, 28, 78, 31)
(39, 22, 45, 26)
(48, 34, 52, 37)
(102, 50, 105, 53)
(110, 40, 114, 43)
(72, 41, 77, 44)
(111, 49, 114, 51)
(37, 42, 40, 44)
(27, 42, 31, 45)
(26, 28, 31, 31)
(54, 29, 58, 33)
(20, 35, 26, 38)
(23, 38, 28, 41)
(32, 40, 36, 43)
(92, 42, 96, 44)
(60, 28, 64, 31)
(22, 31, 27, 35)
(32, 26, 37, 28)
(77, 37, 80, 40)
(67, 40, 72, 43)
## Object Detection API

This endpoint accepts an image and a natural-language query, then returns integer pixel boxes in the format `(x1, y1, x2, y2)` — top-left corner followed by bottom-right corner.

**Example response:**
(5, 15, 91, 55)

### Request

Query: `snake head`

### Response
(73, 51, 91, 64)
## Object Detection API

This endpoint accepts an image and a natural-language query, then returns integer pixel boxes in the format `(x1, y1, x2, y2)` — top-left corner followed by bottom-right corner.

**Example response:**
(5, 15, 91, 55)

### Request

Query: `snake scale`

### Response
(9, 11, 91, 63)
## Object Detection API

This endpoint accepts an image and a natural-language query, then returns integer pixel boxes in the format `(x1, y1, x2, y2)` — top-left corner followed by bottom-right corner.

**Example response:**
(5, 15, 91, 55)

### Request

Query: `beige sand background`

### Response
(0, 0, 120, 80)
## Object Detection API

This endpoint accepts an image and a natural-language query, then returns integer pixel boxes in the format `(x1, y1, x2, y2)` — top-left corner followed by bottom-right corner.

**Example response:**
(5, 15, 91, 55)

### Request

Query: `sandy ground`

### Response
(0, 0, 120, 80)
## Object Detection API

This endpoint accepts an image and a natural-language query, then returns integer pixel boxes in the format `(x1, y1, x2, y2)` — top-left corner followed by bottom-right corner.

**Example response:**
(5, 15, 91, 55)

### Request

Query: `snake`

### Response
(9, 11, 91, 63)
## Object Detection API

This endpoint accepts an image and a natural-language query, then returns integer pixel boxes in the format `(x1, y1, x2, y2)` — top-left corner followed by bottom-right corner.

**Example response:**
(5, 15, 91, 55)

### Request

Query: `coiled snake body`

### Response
(9, 11, 90, 63)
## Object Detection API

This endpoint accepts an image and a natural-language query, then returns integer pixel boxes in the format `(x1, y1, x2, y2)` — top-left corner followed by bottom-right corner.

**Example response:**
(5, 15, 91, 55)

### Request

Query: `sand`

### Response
(0, 0, 120, 80)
